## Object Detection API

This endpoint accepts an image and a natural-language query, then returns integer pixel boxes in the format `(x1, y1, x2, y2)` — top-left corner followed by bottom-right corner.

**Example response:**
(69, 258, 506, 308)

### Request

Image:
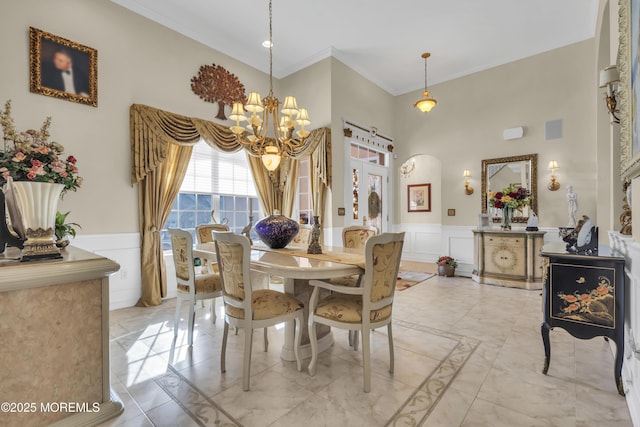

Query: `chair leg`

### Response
(242, 328, 254, 391)
(308, 316, 318, 376)
(362, 327, 371, 393)
(210, 299, 216, 325)
(187, 300, 196, 347)
(353, 330, 359, 351)
(388, 322, 394, 374)
(221, 321, 229, 373)
(294, 313, 303, 372)
(263, 327, 269, 352)
(174, 297, 181, 337)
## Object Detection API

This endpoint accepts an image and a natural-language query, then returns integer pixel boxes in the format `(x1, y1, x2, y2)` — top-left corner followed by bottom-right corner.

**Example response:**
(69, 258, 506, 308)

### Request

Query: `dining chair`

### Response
(195, 223, 230, 274)
(336, 225, 379, 349)
(196, 223, 230, 244)
(307, 232, 405, 392)
(289, 224, 312, 247)
(214, 231, 304, 391)
(342, 225, 379, 249)
(168, 228, 223, 347)
(330, 225, 379, 289)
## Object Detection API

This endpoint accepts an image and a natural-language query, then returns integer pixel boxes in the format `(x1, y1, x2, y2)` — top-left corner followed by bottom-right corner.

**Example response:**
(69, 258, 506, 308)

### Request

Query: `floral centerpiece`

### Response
(0, 100, 82, 260)
(436, 256, 457, 277)
(488, 185, 531, 230)
(1, 100, 81, 192)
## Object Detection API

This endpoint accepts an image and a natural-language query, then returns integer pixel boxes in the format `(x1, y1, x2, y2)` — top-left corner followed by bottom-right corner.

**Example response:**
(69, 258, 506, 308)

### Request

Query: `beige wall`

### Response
(328, 58, 396, 229)
(393, 40, 598, 229)
(0, 0, 271, 234)
(0, 1, 605, 236)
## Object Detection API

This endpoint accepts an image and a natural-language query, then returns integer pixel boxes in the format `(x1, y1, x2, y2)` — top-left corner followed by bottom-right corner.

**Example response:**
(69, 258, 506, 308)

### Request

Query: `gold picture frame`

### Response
(619, 0, 640, 178)
(29, 27, 97, 107)
(408, 183, 431, 212)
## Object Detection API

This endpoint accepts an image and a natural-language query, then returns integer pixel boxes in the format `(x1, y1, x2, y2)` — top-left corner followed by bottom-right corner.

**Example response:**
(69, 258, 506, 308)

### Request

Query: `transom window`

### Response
(350, 142, 386, 165)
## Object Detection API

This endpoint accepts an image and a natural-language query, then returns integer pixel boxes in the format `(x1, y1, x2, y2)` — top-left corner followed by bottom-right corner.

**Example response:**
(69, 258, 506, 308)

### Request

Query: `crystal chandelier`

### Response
(229, 0, 311, 171)
(414, 52, 437, 113)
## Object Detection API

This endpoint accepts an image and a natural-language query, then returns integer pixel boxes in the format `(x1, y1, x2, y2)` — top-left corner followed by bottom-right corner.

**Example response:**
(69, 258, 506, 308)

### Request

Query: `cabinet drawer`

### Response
(485, 236, 522, 248)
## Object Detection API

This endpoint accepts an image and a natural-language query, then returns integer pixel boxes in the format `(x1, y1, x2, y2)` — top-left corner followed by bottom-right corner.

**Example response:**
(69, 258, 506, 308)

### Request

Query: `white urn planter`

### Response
(11, 181, 64, 260)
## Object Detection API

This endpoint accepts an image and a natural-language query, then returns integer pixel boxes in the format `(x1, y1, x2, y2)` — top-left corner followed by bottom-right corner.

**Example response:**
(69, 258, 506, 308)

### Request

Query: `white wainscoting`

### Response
(609, 232, 640, 426)
(70, 227, 565, 311)
(73, 233, 141, 310)
(389, 225, 564, 278)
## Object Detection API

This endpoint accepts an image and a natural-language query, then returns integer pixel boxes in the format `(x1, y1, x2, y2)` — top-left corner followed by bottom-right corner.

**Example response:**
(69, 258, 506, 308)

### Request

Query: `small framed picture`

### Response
(478, 213, 491, 229)
(408, 183, 431, 212)
(29, 27, 98, 107)
(447, 209, 456, 216)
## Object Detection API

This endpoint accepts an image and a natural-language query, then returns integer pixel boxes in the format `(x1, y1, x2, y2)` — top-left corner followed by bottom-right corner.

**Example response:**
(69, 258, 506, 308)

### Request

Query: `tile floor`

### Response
(100, 267, 633, 426)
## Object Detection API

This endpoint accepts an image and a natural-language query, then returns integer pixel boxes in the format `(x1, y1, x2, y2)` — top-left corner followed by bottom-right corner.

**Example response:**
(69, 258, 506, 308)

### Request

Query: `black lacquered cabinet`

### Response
(540, 251, 625, 395)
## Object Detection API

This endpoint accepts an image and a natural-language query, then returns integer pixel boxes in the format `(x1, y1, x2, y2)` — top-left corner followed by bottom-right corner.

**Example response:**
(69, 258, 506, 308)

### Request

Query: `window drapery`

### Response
(130, 103, 331, 306)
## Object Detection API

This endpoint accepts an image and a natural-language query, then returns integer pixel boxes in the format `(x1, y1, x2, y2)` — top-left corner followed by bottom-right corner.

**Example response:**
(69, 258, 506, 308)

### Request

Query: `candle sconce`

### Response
(463, 169, 474, 195)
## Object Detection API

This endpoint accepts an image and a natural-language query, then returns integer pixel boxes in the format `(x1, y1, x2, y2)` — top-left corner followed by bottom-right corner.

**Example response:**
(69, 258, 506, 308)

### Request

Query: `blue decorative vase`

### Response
(254, 211, 299, 249)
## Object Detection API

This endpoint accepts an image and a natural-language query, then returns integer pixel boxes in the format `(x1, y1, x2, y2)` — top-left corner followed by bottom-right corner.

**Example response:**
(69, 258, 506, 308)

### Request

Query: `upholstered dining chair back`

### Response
(196, 223, 230, 244)
(342, 225, 378, 249)
(213, 231, 305, 391)
(290, 224, 312, 247)
(213, 231, 251, 308)
(168, 228, 223, 346)
(364, 232, 404, 307)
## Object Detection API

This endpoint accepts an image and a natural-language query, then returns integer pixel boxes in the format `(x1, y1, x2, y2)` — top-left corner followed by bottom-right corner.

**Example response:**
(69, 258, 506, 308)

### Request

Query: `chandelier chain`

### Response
(269, 0, 274, 96)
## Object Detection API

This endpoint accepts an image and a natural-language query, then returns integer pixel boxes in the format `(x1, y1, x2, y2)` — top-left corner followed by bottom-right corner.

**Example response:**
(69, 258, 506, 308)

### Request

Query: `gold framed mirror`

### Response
(481, 154, 537, 223)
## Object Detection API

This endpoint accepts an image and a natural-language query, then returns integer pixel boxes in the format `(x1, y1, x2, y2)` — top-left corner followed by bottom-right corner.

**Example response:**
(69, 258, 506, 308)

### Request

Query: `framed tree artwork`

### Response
(29, 27, 98, 107)
(408, 183, 431, 212)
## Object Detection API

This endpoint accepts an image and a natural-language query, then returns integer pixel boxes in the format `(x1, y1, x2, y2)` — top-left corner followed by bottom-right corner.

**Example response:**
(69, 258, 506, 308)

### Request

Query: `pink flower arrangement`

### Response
(437, 256, 457, 268)
(0, 100, 81, 194)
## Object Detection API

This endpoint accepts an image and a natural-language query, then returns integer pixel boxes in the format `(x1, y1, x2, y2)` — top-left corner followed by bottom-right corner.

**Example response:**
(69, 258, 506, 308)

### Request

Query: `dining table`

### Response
(193, 241, 365, 361)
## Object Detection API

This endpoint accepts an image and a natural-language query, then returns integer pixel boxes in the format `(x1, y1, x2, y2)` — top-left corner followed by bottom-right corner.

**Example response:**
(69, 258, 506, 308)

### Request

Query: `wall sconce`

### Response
(599, 65, 620, 124)
(547, 160, 560, 191)
(463, 169, 474, 195)
(400, 159, 416, 178)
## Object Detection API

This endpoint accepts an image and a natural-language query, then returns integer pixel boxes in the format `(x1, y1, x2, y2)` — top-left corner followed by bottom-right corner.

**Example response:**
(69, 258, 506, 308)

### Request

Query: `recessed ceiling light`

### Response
(262, 40, 272, 48)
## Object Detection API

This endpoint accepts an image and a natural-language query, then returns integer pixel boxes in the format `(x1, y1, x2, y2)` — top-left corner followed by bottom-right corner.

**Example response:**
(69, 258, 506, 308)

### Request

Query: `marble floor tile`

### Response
(461, 398, 567, 427)
(101, 271, 633, 426)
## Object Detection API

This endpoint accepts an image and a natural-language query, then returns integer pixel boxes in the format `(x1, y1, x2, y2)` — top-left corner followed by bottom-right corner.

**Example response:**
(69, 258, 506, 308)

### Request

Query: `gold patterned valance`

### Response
(130, 103, 331, 188)
(130, 104, 241, 184)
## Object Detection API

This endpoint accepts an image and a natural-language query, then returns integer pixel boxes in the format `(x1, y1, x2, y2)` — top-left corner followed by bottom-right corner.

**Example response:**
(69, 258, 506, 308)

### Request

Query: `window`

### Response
(162, 141, 258, 249)
(297, 157, 313, 224)
(350, 142, 386, 165)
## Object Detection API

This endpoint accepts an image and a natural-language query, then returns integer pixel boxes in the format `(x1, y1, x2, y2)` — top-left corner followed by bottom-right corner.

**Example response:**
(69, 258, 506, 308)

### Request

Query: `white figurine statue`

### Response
(527, 211, 538, 230)
(566, 185, 578, 228)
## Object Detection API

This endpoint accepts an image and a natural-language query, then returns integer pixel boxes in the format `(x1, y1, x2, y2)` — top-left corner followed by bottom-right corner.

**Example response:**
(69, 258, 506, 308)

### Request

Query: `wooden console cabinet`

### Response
(540, 250, 625, 395)
(472, 229, 546, 289)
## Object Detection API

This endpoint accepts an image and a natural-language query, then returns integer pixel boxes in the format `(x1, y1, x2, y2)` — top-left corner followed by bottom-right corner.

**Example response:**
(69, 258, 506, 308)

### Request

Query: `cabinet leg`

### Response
(541, 322, 551, 375)
(614, 339, 625, 396)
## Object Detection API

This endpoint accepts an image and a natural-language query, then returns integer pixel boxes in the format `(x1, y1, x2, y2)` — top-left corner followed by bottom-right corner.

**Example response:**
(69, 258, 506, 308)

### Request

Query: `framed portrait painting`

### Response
(619, 0, 640, 178)
(408, 183, 431, 212)
(29, 27, 97, 107)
